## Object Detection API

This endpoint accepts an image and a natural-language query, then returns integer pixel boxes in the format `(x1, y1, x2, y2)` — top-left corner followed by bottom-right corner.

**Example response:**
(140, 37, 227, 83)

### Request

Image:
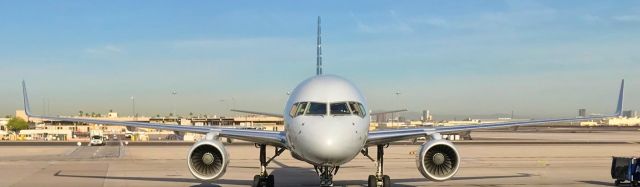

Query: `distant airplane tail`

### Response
(21, 80, 33, 117)
(615, 79, 624, 116)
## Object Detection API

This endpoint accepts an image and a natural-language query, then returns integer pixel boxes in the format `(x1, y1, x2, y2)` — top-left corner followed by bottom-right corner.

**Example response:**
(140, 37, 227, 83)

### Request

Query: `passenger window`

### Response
(289, 103, 299, 117)
(296, 102, 308, 116)
(349, 102, 366, 118)
(306, 102, 327, 115)
(330, 102, 351, 115)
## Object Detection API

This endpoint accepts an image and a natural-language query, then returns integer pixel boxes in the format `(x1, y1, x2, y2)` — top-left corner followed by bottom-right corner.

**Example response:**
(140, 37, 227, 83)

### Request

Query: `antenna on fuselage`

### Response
(316, 16, 322, 76)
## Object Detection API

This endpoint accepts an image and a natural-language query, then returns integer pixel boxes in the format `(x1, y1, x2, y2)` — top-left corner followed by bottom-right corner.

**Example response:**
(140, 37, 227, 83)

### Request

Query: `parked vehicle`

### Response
(89, 130, 105, 146)
(124, 130, 133, 138)
(612, 156, 640, 186)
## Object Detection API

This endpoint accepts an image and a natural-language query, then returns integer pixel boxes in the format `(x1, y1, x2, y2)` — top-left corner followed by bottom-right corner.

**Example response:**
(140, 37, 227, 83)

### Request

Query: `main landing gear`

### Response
(362, 144, 391, 187)
(252, 144, 285, 187)
(314, 165, 339, 186)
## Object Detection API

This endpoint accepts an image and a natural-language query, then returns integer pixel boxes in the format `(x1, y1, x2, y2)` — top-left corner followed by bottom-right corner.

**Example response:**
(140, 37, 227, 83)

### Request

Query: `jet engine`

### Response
(416, 139, 460, 181)
(187, 139, 229, 181)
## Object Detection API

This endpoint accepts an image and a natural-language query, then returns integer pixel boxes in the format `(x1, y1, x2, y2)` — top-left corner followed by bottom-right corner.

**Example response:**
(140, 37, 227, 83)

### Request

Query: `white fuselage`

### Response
(283, 75, 371, 166)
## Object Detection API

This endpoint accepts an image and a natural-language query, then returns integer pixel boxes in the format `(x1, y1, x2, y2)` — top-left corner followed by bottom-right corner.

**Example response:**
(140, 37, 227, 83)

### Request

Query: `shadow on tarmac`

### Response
(53, 170, 249, 187)
(53, 165, 534, 187)
(579, 180, 616, 186)
(451, 173, 533, 180)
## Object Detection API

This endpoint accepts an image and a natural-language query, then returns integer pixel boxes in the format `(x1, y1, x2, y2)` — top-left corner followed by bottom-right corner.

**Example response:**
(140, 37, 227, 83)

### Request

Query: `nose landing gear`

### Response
(364, 144, 391, 187)
(315, 165, 339, 187)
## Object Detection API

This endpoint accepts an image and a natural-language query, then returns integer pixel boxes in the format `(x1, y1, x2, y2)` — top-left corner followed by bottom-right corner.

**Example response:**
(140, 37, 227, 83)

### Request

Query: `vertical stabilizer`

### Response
(316, 16, 322, 76)
(615, 79, 624, 116)
(22, 80, 32, 116)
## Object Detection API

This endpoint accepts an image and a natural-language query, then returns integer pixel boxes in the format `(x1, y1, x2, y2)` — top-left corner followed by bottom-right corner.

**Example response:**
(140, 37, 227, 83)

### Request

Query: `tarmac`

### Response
(1, 129, 640, 187)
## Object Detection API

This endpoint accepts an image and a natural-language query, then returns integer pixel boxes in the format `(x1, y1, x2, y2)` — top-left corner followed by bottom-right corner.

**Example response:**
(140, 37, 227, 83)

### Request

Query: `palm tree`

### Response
(79, 110, 83, 117)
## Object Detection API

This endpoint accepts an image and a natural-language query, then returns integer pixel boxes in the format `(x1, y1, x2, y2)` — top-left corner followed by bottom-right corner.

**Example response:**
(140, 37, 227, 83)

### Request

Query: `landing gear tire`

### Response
(252, 174, 274, 187)
(367, 175, 391, 187)
(267, 175, 275, 187)
(382, 175, 391, 187)
(316, 166, 337, 186)
(367, 175, 377, 187)
(366, 145, 392, 187)
(252, 144, 284, 187)
(252, 175, 261, 187)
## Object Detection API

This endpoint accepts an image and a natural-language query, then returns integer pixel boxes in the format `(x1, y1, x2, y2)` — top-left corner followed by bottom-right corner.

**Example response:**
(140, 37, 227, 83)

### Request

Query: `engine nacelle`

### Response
(416, 139, 460, 181)
(187, 139, 229, 181)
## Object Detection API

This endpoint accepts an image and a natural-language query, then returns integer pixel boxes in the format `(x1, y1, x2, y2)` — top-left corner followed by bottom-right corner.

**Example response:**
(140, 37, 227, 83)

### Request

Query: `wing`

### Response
(367, 79, 625, 146)
(21, 81, 287, 147)
(230, 109, 282, 118)
(370, 109, 408, 116)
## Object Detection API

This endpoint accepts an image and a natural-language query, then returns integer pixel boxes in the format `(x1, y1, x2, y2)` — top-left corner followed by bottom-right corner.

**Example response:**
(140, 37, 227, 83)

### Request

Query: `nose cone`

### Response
(308, 132, 359, 163)
(299, 120, 363, 165)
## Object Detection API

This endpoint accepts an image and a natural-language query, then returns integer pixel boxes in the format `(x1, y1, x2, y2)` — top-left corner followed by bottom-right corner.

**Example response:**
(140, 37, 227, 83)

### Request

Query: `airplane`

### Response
(20, 17, 626, 187)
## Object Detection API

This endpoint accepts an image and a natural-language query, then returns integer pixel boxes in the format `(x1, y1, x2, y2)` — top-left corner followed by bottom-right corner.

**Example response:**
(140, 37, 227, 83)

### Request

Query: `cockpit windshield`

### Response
(296, 102, 308, 116)
(306, 102, 327, 115)
(289, 101, 366, 118)
(349, 102, 365, 117)
(330, 102, 351, 115)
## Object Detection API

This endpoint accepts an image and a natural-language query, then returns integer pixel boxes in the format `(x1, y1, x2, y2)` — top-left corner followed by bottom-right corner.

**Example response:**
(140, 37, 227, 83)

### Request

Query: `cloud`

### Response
(422, 18, 448, 27)
(171, 37, 302, 49)
(352, 2, 562, 34)
(355, 20, 408, 34)
(165, 37, 311, 67)
(84, 45, 124, 55)
(351, 10, 414, 34)
(582, 14, 603, 23)
(612, 15, 640, 22)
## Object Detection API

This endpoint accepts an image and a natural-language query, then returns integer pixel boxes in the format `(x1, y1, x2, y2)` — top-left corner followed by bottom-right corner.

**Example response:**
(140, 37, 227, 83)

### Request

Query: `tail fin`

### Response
(316, 16, 322, 76)
(615, 79, 624, 116)
(21, 80, 32, 116)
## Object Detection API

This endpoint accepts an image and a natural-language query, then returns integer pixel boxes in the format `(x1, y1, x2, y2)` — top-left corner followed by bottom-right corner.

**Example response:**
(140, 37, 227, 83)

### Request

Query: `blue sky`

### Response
(0, 1, 638, 118)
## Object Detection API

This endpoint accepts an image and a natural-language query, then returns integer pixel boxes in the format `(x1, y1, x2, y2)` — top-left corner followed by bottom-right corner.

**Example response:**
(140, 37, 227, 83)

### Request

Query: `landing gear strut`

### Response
(315, 165, 339, 186)
(252, 144, 285, 187)
(367, 144, 391, 187)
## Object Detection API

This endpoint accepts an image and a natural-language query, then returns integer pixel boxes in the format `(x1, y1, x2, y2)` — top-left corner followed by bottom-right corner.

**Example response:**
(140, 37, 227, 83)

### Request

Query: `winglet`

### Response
(21, 80, 32, 116)
(615, 79, 624, 116)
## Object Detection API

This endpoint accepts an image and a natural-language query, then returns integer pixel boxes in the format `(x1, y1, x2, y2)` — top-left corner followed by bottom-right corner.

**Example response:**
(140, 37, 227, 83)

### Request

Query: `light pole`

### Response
(220, 99, 229, 117)
(42, 97, 50, 116)
(130, 96, 136, 120)
(172, 90, 177, 118)
(392, 91, 401, 127)
(230, 97, 236, 110)
(42, 97, 46, 116)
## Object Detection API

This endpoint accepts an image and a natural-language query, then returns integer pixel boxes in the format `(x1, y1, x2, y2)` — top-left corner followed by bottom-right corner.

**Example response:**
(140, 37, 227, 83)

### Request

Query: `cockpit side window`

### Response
(289, 103, 299, 117)
(296, 102, 308, 116)
(330, 102, 351, 115)
(349, 102, 366, 118)
(306, 102, 327, 115)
